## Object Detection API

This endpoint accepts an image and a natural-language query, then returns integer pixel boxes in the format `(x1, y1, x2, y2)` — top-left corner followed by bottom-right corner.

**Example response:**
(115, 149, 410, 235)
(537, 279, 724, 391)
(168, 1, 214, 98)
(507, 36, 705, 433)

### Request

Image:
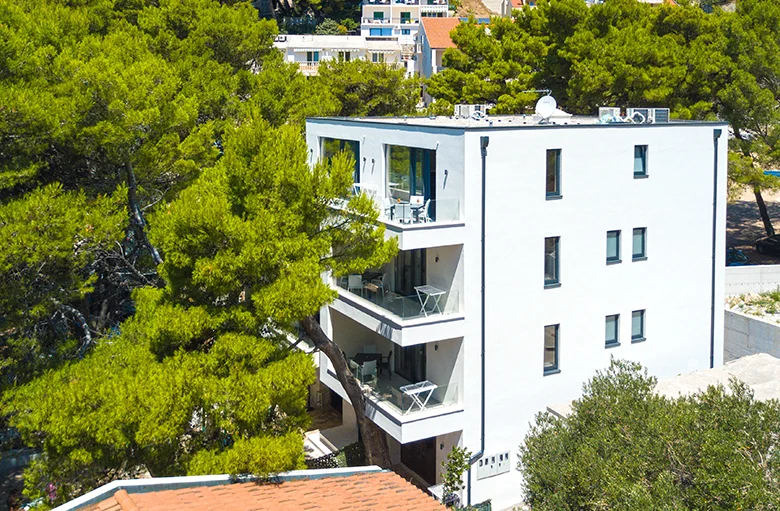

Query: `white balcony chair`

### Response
(382, 198, 395, 220)
(418, 199, 432, 223)
(347, 274, 364, 296)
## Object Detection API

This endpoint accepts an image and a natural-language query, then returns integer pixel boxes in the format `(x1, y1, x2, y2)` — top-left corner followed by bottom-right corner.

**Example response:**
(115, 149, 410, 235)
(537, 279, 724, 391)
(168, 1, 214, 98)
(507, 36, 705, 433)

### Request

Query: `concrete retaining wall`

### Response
(725, 265, 780, 295)
(724, 309, 780, 362)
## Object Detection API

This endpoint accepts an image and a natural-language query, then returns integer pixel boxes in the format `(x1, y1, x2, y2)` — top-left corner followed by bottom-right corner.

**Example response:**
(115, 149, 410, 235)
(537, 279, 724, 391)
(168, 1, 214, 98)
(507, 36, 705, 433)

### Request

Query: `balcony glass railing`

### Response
(327, 361, 459, 416)
(380, 197, 460, 225)
(367, 380, 458, 416)
(335, 275, 458, 319)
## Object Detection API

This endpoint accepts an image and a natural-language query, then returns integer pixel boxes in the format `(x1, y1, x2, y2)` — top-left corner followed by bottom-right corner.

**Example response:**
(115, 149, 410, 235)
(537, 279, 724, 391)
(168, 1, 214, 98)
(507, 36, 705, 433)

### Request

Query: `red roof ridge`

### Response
(113, 490, 140, 511)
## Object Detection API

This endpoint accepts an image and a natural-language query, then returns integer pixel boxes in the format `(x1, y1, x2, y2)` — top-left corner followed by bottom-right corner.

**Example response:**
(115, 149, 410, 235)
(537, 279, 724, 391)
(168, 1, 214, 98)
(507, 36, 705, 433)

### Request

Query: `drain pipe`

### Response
(710, 128, 722, 369)
(466, 135, 489, 506)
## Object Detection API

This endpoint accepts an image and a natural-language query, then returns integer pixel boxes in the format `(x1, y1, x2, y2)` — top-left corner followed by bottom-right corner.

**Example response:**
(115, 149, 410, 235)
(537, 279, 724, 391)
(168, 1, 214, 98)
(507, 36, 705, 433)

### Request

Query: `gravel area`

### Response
(726, 291, 780, 323)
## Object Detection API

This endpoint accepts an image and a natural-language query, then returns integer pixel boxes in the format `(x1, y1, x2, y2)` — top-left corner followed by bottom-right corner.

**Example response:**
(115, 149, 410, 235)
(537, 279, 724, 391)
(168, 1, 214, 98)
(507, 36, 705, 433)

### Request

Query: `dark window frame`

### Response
(546, 149, 562, 199)
(605, 314, 620, 347)
(544, 324, 560, 375)
(632, 227, 647, 261)
(632, 310, 646, 342)
(544, 236, 560, 288)
(634, 145, 648, 178)
(606, 230, 621, 264)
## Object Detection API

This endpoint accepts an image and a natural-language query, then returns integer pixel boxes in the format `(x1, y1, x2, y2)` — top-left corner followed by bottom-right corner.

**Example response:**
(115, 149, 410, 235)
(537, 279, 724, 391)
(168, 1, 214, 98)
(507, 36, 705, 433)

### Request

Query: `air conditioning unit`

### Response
(652, 108, 670, 123)
(626, 107, 651, 123)
(598, 107, 621, 120)
(626, 107, 670, 124)
(454, 104, 490, 119)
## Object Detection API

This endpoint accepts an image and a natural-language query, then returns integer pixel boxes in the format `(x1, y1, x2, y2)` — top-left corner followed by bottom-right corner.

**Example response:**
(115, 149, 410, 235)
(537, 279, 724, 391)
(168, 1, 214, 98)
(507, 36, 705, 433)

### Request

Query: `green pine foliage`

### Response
(520, 359, 780, 510)
(316, 59, 421, 117)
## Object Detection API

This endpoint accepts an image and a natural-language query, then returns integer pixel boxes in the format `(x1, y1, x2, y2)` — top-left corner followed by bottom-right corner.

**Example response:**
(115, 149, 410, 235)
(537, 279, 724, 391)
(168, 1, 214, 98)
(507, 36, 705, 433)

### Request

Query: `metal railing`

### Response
(379, 197, 460, 225)
(366, 380, 458, 416)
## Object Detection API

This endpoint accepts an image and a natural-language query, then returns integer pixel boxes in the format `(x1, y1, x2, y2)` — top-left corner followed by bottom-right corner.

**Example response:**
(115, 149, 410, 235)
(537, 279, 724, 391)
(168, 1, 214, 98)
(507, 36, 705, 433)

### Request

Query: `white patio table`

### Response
(399, 380, 438, 414)
(414, 285, 446, 317)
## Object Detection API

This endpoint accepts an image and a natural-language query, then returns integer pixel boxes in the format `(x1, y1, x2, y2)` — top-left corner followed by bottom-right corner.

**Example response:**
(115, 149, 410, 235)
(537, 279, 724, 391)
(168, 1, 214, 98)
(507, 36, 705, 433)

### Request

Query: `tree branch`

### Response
(126, 162, 163, 266)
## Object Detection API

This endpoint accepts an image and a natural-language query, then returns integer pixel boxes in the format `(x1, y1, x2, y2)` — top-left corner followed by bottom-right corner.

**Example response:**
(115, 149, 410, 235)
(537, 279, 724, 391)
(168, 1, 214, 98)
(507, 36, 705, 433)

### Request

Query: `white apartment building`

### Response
(274, 35, 407, 76)
(361, 0, 450, 45)
(305, 108, 727, 509)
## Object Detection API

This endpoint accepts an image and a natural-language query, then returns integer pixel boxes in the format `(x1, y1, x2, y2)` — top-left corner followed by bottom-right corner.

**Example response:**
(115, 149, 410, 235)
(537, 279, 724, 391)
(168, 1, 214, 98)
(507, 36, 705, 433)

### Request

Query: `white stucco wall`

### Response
(725, 309, 780, 362)
(306, 117, 728, 509)
(725, 264, 780, 295)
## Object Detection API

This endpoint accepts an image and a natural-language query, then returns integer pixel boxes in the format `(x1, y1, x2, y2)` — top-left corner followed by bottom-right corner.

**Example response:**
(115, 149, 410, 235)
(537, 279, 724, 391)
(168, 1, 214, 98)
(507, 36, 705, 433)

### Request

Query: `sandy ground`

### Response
(727, 189, 780, 265)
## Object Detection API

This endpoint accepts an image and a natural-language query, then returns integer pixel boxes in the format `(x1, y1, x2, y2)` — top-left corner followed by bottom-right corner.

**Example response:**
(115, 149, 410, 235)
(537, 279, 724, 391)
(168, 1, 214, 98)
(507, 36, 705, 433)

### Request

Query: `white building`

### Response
(305, 108, 727, 509)
(361, 0, 450, 45)
(274, 35, 407, 76)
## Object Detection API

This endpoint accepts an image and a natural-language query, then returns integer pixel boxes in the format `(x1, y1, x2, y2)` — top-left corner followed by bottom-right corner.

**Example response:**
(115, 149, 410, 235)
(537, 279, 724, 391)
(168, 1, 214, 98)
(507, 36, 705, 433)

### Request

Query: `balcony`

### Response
(319, 321, 464, 442)
(335, 274, 458, 321)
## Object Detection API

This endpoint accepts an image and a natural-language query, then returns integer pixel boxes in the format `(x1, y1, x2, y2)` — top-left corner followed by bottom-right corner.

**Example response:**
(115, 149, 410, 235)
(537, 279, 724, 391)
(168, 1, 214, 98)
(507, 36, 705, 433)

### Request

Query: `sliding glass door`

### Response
(387, 146, 436, 218)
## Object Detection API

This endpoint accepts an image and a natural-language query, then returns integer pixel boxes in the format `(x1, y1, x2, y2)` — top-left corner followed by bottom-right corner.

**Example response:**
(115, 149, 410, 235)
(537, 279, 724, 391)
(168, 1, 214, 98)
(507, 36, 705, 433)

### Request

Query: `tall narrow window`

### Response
(632, 310, 646, 341)
(606, 230, 621, 263)
(544, 237, 560, 287)
(634, 145, 648, 177)
(372, 52, 385, 63)
(546, 149, 561, 199)
(632, 227, 647, 260)
(605, 314, 620, 347)
(544, 324, 559, 374)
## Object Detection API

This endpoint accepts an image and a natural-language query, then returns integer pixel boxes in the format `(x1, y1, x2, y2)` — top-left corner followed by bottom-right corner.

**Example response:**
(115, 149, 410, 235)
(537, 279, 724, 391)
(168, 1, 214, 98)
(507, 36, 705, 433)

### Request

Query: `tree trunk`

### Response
(125, 162, 163, 265)
(301, 315, 392, 468)
(754, 187, 775, 237)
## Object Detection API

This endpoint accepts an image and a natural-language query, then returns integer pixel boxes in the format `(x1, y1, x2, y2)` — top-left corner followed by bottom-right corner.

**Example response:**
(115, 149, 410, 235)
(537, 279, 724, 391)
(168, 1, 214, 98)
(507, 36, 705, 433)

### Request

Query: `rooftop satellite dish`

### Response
(535, 95, 557, 120)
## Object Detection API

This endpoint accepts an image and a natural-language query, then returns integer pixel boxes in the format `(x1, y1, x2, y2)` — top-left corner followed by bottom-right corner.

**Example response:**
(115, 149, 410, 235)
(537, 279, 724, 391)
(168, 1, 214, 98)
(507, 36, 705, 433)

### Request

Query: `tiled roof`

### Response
(83, 472, 446, 511)
(421, 18, 461, 49)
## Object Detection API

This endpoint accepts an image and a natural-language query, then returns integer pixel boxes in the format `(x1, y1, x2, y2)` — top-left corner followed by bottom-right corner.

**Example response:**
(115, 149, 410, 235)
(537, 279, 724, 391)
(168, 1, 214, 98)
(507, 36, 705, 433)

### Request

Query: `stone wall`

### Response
(724, 309, 780, 362)
(725, 264, 780, 295)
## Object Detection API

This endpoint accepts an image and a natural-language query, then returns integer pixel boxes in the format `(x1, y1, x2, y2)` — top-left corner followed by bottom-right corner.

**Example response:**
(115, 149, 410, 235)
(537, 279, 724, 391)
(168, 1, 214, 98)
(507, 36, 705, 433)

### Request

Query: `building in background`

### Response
(418, 17, 460, 102)
(305, 107, 727, 508)
(274, 35, 408, 76)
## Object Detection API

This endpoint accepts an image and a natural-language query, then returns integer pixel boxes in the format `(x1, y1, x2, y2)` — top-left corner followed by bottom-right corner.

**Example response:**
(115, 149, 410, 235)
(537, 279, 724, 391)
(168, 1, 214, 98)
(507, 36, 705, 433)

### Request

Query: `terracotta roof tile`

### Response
(87, 472, 445, 511)
(421, 18, 462, 49)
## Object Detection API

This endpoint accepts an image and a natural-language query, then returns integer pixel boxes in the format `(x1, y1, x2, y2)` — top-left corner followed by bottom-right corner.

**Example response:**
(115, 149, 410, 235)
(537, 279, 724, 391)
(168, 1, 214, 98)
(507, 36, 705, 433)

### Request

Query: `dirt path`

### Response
(727, 189, 780, 265)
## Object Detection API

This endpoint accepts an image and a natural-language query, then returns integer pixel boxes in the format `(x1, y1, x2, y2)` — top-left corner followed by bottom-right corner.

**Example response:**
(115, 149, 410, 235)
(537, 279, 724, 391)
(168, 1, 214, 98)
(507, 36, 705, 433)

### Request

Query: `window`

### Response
(372, 52, 385, 63)
(338, 51, 351, 62)
(606, 230, 621, 263)
(632, 227, 647, 260)
(394, 344, 426, 383)
(387, 145, 437, 219)
(369, 28, 381, 36)
(546, 149, 561, 198)
(544, 237, 560, 287)
(544, 324, 559, 374)
(402, 29, 411, 35)
(373, 11, 384, 19)
(394, 249, 426, 297)
(634, 145, 648, 177)
(605, 314, 620, 346)
(322, 138, 360, 184)
(306, 51, 319, 63)
(401, 11, 411, 23)
(632, 310, 645, 341)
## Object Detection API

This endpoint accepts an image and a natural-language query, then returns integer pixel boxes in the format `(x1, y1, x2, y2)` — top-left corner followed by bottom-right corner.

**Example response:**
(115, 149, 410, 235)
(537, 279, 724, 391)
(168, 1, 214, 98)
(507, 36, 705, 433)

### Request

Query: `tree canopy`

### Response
(519, 359, 780, 511)
(316, 59, 421, 117)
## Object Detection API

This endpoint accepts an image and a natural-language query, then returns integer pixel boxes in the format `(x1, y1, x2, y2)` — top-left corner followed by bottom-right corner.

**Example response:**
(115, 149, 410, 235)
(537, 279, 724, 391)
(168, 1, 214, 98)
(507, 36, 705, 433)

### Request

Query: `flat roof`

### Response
(307, 114, 727, 131)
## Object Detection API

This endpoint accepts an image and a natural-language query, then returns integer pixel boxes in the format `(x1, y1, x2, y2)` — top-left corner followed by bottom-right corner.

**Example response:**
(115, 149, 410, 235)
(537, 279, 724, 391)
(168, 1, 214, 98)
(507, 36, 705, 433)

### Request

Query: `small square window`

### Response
(544, 237, 560, 287)
(632, 310, 645, 341)
(402, 28, 411, 35)
(544, 324, 559, 373)
(606, 230, 621, 263)
(634, 145, 648, 177)
(605, 314, 620, 346)
(633, 228, 647, 260)
(546, 149, 561, 199)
